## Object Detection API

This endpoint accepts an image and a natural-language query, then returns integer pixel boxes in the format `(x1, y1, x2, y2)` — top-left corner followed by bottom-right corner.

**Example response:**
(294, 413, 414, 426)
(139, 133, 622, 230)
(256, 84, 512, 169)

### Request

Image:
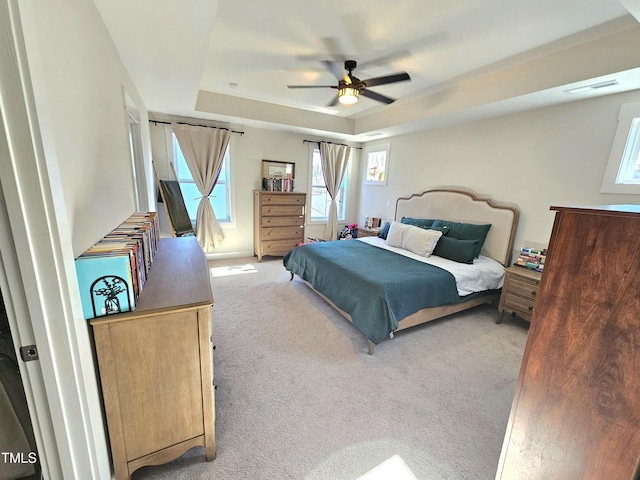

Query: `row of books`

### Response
(365, 217, 383, 228)
(515, 247, 547, 272)
(262, 177, 294, 192)
(75, 212, 160, 320)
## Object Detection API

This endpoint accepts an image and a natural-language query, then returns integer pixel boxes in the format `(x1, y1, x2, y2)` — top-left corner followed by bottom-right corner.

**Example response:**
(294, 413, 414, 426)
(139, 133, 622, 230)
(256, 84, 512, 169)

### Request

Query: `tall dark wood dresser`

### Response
(496, 205, 640, 480)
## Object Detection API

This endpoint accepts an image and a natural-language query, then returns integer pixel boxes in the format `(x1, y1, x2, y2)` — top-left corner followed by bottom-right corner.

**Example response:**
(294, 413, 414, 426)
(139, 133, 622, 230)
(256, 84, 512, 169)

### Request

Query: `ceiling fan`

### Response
(287, 60, 411, 106)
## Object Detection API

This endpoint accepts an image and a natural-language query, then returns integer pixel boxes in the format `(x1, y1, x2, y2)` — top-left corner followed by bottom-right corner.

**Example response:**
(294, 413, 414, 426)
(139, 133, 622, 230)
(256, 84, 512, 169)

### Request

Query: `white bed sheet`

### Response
(358, 236, 505, 296)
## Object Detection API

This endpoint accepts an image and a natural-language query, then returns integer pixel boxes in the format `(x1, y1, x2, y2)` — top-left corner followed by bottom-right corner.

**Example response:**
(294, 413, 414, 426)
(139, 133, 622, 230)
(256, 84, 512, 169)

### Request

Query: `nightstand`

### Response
(497, 266, 542, 323)
(357, 226, 381, 238)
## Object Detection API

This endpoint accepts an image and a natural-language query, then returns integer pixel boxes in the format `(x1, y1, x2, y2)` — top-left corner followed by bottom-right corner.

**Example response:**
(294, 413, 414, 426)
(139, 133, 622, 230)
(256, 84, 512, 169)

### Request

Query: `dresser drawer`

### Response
(260, 194, 305, 206)
(261, 216, 304, 228)
(497, 266, 543, 323)
(262, 205, 304, 217)
(261, 226, 304, 241)
(504, 292, 535, 317)
(261, 239, 301, 256)
(508, 278, 539, 301)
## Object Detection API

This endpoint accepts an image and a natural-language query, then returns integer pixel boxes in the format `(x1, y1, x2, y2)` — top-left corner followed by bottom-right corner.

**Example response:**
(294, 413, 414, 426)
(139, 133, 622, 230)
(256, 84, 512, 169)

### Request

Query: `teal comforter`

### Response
(283, 240, 461, 344)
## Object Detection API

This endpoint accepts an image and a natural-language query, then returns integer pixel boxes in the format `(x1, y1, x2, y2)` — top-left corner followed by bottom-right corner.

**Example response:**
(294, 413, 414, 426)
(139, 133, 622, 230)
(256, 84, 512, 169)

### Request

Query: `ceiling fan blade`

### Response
(327, 95, 339, 107)
(320, 37, 347, 62)
(362, 72, 411, 87)
(322, 60, 344, 81)
(358, 50, 412, 69)
(287, 85, 335, 89)
(361, 89, 395, 105)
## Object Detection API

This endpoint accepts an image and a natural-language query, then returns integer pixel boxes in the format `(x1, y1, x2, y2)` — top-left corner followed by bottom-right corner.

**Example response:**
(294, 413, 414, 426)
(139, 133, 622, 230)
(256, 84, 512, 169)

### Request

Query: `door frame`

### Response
(0, 1, 109, 478)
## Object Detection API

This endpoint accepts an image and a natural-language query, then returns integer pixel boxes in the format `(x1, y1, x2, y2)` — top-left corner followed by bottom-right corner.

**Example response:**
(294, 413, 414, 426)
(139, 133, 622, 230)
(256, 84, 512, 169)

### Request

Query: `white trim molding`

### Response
(0, 1, 110, 478)
(601, 100, 640, 194)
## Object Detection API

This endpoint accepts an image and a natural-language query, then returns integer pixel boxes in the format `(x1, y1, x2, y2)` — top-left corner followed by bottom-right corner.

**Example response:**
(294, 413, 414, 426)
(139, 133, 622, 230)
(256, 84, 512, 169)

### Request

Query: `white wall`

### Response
(153, 90, 640, 261)
(150, 122, 361, 257)
(359, 89, 640, 253)
(23, 0, 152, 257)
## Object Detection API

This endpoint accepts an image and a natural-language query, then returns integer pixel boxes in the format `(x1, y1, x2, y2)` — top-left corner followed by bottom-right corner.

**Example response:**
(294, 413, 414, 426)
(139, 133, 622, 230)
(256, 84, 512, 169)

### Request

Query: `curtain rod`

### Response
(150, 119, 244, 135)
(303, 139, 362, 150)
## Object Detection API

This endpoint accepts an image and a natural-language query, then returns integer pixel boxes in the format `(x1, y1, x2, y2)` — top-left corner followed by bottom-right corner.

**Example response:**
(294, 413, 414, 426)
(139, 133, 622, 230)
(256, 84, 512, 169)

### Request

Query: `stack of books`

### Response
(365, 217, 383, 228)
(262, 177, 294, 192)
(515, 247, 547, 272)
(75, 212, 159, 320)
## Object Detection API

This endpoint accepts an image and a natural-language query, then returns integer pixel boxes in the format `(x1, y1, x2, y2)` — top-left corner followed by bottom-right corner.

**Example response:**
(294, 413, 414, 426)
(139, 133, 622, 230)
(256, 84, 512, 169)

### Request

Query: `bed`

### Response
(283, 188, 519, 354)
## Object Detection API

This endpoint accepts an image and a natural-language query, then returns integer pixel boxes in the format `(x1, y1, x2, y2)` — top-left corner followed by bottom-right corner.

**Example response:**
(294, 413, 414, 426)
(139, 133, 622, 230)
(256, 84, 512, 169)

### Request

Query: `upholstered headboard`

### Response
(395, 189, 519, 266)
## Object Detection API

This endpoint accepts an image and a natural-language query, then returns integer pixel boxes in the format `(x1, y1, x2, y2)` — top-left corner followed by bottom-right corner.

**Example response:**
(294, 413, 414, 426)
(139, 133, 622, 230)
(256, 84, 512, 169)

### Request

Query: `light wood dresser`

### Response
(253, 190, 306, 261)
(496, 205, 640, 480)
(90, 237, 215, 480)
(496, 265, 541, 323)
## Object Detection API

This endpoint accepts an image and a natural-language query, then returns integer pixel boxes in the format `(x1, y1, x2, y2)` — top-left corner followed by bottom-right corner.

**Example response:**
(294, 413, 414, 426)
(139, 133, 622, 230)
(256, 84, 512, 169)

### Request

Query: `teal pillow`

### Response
(378, 222, 391, 239)
(433, 237, 479, 264)
(400, 217, 436, 229)
(429, 225, 450, 236)
(431, 220, 491, 258)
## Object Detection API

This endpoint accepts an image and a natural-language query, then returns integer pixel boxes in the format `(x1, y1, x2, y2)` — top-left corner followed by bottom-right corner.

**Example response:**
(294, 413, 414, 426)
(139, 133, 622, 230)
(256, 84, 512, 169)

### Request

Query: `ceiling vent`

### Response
(564, 80, 618, 94)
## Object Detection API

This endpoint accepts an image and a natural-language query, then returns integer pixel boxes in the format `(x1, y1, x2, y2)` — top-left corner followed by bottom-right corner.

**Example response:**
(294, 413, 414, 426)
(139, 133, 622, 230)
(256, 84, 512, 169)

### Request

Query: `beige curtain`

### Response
(172, 123, 230, 252)
(320, 141, 352, 240)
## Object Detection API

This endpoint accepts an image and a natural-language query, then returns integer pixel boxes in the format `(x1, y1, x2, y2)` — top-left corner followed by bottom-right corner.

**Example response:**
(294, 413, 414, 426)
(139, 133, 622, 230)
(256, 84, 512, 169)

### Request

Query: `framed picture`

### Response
(262, 160, 295, 192)
(262, 160, 295, 180)
(364, 143, 390, 185)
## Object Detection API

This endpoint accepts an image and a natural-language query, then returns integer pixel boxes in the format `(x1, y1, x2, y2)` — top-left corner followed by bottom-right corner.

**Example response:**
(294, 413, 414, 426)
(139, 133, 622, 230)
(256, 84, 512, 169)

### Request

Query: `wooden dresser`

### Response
(253, 191, 306, 261)
(356, 226, 381, 238)
(496, 205, 640, 480)
(496, 266, 542, 323)
(90, 237, 215, 480)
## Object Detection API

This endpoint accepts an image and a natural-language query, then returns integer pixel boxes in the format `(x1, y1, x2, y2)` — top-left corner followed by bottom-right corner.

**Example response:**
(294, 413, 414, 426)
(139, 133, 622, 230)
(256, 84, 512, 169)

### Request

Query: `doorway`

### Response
(0, 289, 40, 479)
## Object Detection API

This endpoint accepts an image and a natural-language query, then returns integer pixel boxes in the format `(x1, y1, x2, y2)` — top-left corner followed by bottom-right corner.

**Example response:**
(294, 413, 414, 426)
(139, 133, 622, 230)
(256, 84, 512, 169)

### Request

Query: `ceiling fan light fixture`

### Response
(338, 86, 359, 104)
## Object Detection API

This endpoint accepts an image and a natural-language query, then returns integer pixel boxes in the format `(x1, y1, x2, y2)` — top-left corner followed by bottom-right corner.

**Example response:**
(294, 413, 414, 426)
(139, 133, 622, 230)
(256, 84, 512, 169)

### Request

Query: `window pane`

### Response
(178, 183, 228, 223)
(173, 134, 231, 221)
(616, 117, 640, 185)
(312, 152, 324, 187)
(311, 187, 329, 218)
(217, 155, 227, 182)
(366, 151, 387, 182)
(178, 182, 200, 221)
(211, 183, 229, 221)
(174, 144, 191, 181)
(310, 148, 347, 220)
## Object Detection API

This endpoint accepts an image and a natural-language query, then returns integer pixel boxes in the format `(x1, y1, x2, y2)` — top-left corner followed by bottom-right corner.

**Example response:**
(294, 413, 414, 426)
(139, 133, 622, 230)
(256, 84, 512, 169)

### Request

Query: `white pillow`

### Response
(385, 221, 407, 248)
(385, 222, 443, 257)
(403, 225, 442, 257)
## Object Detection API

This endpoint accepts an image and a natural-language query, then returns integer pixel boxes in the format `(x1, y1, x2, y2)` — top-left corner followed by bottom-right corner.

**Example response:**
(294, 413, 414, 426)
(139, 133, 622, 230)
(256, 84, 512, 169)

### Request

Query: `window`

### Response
(364, 143, 390, 185)
(601, 101, 640, 194)
(309, 148, 347, 221)
(616, 117, 640, 184)
(123, 89, 147, 210)
(172, 134, 231, 222)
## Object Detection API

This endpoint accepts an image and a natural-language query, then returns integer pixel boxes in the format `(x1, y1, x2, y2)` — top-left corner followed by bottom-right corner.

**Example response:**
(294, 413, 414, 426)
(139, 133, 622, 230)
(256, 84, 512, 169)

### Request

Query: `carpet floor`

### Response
(132, 256, 529, 480)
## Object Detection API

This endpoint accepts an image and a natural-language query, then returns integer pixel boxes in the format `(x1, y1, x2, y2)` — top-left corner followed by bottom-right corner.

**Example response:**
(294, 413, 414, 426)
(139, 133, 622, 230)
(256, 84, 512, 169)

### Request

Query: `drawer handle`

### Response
(531, 291, 537, 296)
(528, 306, 534, 311)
